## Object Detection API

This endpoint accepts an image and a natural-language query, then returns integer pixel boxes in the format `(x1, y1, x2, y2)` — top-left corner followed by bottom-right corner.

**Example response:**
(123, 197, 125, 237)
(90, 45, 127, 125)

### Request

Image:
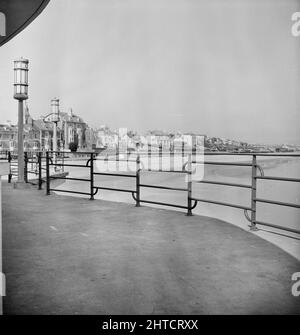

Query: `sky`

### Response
(0, 0, 299, 144)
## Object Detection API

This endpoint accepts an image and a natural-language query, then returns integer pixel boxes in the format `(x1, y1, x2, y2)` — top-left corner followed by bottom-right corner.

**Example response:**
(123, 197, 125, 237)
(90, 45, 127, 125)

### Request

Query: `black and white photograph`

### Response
(0, 0, 299, 322)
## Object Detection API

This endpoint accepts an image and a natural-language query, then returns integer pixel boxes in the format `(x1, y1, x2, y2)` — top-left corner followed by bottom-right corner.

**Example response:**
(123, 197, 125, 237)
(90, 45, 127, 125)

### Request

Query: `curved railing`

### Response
(2, 150, 300, 235)
(185, 153, 300, 234)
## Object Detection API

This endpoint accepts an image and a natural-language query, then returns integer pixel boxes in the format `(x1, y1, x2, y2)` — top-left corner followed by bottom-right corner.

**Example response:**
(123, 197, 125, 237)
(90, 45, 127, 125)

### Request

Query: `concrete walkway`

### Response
(2, 183, 300, 314)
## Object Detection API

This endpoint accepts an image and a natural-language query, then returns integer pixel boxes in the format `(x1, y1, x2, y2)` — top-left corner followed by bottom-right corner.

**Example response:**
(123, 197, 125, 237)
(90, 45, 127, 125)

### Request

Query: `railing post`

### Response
(24, 152, 28, 183)
(135, 154, 141, 207)
(90, 153, 94, 200)
(46, 151, 50, 195)
(116, 144, 119, 171)
(250, 155, 258, 230)
(159, 143, 162, 171)
(38, 152, 42, 190)
(170, 142, 174, 171)
(8, 151, 12, 183)
(148, 144, 151, 170)
(61, 152, 64, 172)
(187, 153, 193, 216)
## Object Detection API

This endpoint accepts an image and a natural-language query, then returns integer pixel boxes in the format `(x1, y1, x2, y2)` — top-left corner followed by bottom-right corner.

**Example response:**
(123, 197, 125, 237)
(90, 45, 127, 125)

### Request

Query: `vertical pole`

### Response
(38, 152, 42, 190)
(8, 151, 12, 183)
(186, 153, 192, 216)
(24, 151, 28, 183)
(159, 143, 162, 171)
(250, 155, 257, 230)
(171, 141, 174, 171)
(182, 141, 185, 172)
(61, 152, 64, 172)
(46, 151, 50, 195)
(90, 153, 94, 200)
(17, 99, 25, 183)
(192, 135, 196, 156)
(136, 154, 140, 207)
(53, 121, 57, 170)
(148, 144, 151, 170)
(116, 143, 119, 171)
(105, 152, 108, 172)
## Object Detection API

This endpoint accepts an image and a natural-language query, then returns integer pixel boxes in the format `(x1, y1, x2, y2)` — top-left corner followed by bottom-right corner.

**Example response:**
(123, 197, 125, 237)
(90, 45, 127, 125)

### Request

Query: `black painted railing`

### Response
(186, 153, 300, 235)
(2, 150, 300, 235)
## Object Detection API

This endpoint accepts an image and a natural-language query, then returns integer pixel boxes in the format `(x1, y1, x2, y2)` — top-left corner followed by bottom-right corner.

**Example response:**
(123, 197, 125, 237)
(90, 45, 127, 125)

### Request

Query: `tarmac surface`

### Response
(2, 182, 300, 314)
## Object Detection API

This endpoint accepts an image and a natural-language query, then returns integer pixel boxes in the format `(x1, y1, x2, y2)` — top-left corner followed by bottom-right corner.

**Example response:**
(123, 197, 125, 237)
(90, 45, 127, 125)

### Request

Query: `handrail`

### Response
(202, 152, 300, 157)
(50, 176, 91, 182)
(197, 180, 252, 189)
(191, 197, 252, 211)
(94, 186, 136, 193)
(95, 158, 137, 162)
(253, 220, 300, 235)
(192, 161, 253, 167)
(140, 184, 188, 192)
(255, 198, 300, 209)
(93, 172, 136, 178)
(182, 153, 298, 233)
(50, 163, 87, 168)
(142, 169, 187, 173)
(256, 176, 300, 182)
(6, 150, 299, 235)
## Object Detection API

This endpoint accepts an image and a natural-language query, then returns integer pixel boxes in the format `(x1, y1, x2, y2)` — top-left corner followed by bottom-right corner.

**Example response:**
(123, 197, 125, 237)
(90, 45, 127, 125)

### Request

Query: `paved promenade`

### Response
(2, 182, 300, 314)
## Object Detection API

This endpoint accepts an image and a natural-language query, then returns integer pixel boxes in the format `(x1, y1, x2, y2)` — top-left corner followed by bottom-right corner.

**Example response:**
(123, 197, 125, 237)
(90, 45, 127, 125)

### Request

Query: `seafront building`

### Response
(0, 105, 94, 152)
(96, 126, 118, 149)
(44, 108, 89, 150)
(1, 110, 298, 154)
(24, 105, 61, 151)
(0, 123, 17, 151)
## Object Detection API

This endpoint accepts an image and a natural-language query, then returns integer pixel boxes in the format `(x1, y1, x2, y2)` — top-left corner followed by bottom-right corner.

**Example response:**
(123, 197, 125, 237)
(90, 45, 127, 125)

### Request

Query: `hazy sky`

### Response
(0, 0, 299, 144)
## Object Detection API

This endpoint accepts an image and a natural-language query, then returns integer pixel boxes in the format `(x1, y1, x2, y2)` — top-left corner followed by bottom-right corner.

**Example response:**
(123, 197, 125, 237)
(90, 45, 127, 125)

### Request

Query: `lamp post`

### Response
(43, 98, 60, 169)
(51, 98, 60, 169)
(13, 57, 29, 186)
(51, 98, 59, 151)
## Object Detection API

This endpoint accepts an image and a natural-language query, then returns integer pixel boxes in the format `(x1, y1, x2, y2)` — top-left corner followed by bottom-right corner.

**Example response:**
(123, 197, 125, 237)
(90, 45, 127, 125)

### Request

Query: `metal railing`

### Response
(185, 153, 300, 235)
(2, 150, 65, 189)
(44, 151, 300, 235)
(2, 151, 19, 183)
(2, 150, 299, 235)
(0, 150, 10, 160)
(45, 152, 138, 200)
(24, 151, 47, 189)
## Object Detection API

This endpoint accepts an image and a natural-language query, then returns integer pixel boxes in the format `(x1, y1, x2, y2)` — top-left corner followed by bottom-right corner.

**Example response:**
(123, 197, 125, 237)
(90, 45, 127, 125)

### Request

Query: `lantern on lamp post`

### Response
(13, 57, 29, 185)
(50, 98, 60, 170)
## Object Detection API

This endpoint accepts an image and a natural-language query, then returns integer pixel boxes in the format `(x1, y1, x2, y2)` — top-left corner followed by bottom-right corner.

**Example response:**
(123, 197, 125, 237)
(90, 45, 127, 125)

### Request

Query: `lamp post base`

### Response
(13, 181, 30, 189)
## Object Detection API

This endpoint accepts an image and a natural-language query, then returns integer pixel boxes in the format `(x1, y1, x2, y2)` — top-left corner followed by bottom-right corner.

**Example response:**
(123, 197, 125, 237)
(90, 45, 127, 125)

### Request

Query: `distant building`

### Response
(0, 123, 17, 151)
(48, 109, 88, 150)
(1, 104, 92, 152)
(0, 105, 60, 152)
(145, 130, 171, 148)
(85, 127, 97, 150)
(96, 126, 118, 149)
(24, 105, 61, 151)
